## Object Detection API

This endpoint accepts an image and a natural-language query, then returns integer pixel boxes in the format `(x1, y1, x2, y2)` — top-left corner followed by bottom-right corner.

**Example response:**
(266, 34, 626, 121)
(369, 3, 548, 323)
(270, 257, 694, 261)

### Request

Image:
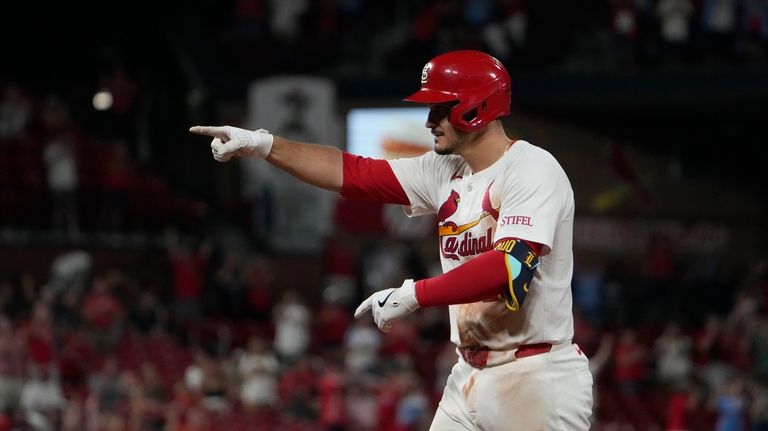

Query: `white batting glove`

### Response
(189, 125, 274, 162)
(354, 279, 420, 333)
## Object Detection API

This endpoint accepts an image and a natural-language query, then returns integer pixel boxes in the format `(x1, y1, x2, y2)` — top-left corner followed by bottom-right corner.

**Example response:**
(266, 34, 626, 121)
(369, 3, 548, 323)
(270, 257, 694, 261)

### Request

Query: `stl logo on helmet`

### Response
(421, 64, 431, 84)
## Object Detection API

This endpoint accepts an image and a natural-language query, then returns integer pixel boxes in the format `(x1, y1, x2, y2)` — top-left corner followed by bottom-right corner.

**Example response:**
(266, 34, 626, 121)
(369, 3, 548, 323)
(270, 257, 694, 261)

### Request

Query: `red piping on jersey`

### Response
(481, 181, 499, 221)
(415, 237, 542, 307)
(340, 153, 410, 205)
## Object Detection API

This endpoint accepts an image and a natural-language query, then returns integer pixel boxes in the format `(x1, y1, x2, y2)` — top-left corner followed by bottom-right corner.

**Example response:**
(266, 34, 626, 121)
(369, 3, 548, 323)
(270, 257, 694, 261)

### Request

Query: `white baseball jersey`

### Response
(388, 140, 575, 350)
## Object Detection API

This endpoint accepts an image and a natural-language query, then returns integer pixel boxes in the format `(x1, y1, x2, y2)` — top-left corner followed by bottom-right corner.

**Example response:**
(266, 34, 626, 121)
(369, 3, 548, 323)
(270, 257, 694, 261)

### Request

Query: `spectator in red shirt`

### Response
(279, 356, 317, 421)
(58, 326, 96, 387)
(375, 373, 402, 431)
(666, 390, 689, 431)
(0, 411, 12, 431)
(316, 296, 351, 349)
(81, 275, 125, 353)
(167, 406, 214, 431)
(242, 254, 273, 324)
(22, 302, 56, 369)
(100, 139, 138, 232)
(693, 314, 722, 367)
(165, 230, 210, 331)
(318, 357, 348, 431)
(613, 328, 648, 395)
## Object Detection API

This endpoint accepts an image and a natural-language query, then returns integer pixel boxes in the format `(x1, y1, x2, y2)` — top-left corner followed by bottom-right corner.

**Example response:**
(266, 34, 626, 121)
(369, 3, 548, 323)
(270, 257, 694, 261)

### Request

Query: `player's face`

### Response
(426, 102, 462, 155)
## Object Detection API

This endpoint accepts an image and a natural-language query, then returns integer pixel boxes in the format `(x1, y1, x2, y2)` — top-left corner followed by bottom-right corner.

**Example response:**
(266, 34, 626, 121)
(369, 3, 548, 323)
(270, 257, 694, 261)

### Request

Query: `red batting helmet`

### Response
(404, 50, 511, 132)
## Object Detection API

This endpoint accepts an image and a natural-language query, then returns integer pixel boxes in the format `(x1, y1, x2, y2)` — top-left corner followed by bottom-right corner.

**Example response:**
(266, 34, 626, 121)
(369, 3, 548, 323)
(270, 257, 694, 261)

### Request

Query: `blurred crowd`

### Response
(0, 227, 766, 430)
(214, 0, 768, 78)
(575, 248, 768, 431)
(0, 229, 448, 431)
(4, 1, 768, 236)
(0, 81, 207, 240)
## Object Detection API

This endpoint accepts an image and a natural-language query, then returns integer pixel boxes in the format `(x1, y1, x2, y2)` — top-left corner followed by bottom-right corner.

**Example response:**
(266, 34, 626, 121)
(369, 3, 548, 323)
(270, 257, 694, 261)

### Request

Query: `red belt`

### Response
(458, 343, 552, 368)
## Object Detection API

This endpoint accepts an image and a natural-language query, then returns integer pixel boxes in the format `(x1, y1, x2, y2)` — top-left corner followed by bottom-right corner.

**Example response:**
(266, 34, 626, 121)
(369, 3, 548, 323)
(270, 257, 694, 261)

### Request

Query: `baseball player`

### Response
(191, 50, 593, 430)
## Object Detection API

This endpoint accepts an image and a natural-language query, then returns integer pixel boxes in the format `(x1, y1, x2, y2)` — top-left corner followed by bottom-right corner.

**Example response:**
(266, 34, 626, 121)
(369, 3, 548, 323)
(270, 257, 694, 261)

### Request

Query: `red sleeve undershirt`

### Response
(341, 152, 543, 308)
(341, 152, 409, 205)
(415, 240, 543, 307)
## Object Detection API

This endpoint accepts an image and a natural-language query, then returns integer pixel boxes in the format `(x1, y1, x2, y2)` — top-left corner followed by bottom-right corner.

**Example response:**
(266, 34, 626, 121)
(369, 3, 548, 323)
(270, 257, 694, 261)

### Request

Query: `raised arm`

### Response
(189, 125, 342, 192)
(267, 136, 342, 192)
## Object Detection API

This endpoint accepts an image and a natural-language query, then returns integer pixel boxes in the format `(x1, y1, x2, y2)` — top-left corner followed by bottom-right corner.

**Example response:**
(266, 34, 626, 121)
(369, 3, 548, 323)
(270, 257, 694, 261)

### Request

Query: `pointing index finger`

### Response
(354, 296, 373, 319)
(189, 125, 225, 139)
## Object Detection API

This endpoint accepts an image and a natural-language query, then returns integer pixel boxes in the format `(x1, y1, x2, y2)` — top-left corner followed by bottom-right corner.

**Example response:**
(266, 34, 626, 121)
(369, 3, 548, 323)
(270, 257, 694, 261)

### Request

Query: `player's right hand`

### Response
(189, 125, 274, 162)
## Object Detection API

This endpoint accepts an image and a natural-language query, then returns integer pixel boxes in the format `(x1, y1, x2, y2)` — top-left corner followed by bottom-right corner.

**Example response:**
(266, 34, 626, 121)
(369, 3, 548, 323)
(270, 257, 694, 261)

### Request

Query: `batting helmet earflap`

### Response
(403, 50, 511, 132)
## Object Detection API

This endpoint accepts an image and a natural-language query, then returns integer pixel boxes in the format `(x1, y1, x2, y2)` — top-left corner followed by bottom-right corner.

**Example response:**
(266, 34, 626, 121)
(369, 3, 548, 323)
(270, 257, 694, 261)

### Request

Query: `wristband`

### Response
(254, 129, 273, 159)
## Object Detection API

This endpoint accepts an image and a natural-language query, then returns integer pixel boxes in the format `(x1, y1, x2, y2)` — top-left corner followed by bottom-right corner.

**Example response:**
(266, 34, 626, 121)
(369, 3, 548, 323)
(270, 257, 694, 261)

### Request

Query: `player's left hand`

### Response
(354, 279, 420, 333)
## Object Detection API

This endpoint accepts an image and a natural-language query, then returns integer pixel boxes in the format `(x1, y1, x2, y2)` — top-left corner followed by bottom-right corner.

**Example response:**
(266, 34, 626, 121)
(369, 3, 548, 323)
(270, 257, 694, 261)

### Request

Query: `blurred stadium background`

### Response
(0, 1, 767, 430)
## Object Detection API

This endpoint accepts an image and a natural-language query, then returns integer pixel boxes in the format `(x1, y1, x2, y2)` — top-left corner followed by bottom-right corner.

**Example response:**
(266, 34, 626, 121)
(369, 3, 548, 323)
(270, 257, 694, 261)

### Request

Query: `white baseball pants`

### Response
(429, 343, 593, 431)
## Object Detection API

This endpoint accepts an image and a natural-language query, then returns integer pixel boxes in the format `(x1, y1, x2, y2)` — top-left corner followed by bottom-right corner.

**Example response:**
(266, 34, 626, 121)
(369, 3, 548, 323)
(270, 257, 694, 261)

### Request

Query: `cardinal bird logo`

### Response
(437, 190, 461, 261)
(436, 188, 496, 262)
(437, 190, 461, 234)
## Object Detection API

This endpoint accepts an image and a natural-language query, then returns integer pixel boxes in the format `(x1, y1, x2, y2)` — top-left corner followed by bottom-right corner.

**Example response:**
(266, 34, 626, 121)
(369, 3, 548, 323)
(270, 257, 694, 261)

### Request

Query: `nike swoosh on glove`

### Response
(354, 279, 420, 333)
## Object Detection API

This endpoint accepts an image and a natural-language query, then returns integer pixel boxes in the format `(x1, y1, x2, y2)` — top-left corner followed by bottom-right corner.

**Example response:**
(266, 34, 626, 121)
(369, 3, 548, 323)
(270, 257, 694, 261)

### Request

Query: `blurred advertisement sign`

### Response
(575, 216, 729, 254)
(346, 107, 431, 159)
(242, 77, 338, 253)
